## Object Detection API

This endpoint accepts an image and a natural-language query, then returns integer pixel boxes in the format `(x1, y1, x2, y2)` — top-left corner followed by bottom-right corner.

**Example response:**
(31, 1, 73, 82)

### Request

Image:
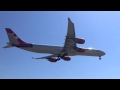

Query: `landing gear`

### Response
(99, 56, 101, 60)
(57, 53, 68, 60)
(56, 57, 60, 61)
(61, 53, 68, 58)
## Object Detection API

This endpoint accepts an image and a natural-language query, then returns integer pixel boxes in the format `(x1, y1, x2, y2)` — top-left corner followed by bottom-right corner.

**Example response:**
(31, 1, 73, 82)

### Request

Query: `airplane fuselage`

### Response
(14, 43, 105, 57)
(4, 17, 106, 61)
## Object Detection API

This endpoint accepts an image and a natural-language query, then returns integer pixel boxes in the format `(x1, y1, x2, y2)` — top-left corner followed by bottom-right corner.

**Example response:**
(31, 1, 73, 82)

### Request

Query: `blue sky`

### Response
(0, 11, 120, 79)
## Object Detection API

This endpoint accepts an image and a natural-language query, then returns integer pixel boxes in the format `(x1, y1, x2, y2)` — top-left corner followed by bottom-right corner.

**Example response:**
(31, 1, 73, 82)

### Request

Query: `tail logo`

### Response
(12, 33, 19, 39)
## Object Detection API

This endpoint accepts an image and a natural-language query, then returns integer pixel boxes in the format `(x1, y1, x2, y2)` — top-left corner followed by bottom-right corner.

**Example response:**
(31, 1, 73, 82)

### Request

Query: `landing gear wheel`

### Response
(99, 56, 101, 60)
(56, 57, 60, 61)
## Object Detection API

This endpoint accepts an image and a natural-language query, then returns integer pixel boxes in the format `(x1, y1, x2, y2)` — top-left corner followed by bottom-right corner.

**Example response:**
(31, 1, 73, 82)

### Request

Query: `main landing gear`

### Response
(60, 53, 68, 58)
(56, 57, 60, 61)
(57, 53, 68, 60)
(99, 56, 101, 60)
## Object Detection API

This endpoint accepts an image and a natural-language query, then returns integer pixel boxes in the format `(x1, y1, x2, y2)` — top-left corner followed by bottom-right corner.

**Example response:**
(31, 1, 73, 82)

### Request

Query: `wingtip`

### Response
(68, 17, 73, 23)
(68, 17, 70, 20)
(68, 17, 72, 22)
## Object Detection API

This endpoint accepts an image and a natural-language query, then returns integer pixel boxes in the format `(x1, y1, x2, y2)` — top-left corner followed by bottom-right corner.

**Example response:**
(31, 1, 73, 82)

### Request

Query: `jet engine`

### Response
(48, 58, 57, 62)
(76, 47, 85, 52)
(62, 56, 71, 61)
(75, 38, 85, 44)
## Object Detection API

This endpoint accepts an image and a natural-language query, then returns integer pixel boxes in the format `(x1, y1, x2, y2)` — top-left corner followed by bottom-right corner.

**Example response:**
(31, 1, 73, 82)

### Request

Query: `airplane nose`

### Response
(98, 50, 105, 56)
(102, 51, 106, 56)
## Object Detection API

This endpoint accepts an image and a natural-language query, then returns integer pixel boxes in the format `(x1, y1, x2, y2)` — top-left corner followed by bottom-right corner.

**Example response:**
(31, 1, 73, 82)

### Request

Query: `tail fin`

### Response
(3, 28, 27, 48)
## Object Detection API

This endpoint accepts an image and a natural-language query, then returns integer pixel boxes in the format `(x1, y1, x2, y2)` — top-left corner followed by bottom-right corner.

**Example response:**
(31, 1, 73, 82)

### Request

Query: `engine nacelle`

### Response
(75, 38, 85, 44)
(48, 58, 57, 62)
(62, 56, 71, 61)
(76, 47, 85, 52)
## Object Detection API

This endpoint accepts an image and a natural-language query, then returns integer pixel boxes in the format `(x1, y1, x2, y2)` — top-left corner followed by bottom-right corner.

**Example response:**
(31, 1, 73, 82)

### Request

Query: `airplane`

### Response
(3, 17, 105, 62)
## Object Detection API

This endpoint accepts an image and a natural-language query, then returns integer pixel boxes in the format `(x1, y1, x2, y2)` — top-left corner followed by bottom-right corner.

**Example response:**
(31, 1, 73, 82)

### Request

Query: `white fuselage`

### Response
(17, 44, 105, 57)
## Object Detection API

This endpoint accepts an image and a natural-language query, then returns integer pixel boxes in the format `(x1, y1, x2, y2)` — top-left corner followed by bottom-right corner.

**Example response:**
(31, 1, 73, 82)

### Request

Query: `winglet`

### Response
(68, 17, 70, 20)
(68, 17, 73, 23)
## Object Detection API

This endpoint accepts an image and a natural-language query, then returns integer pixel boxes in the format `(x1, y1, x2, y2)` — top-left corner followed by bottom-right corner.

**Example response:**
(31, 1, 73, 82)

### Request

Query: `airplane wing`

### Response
(62, 17, 77, 52)
(33, 18, 77, 60)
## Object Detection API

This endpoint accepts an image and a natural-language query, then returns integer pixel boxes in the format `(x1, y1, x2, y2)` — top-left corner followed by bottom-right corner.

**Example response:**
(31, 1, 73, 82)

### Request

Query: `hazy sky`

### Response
(0, 11, 120, 79)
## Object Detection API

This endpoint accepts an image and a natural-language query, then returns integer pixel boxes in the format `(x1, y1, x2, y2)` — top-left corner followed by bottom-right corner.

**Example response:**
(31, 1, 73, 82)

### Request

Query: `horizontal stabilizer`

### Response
(32, 54, 59, 60)
(3, 42, 13, 48)
(3, 44, 13, 48)
(32, 57, 43, 59)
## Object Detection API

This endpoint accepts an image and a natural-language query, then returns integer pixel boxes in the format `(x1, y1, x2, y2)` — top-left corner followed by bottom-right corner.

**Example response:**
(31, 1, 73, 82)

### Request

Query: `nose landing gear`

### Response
(99, 56, 101, 60)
